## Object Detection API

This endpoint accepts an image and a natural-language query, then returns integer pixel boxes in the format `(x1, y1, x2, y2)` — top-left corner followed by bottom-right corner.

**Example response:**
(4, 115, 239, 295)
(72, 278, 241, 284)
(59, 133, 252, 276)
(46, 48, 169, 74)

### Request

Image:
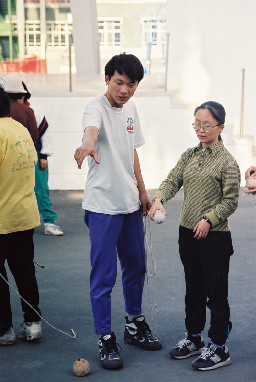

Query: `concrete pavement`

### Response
(1, 189, 256, 382)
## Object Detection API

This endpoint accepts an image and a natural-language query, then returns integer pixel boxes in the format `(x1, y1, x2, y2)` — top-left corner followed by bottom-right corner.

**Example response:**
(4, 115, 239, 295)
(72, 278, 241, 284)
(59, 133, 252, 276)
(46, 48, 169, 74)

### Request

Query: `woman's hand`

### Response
(148, 198, 166, 221)
(193, 219, 210, 240)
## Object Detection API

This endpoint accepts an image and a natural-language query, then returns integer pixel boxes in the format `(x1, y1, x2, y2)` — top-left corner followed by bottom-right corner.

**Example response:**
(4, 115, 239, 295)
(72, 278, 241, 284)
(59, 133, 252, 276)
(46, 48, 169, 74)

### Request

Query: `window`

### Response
(142, 18, 166, 46)
(46, 22, 72, 47)
(20, 20, 72, 47)
(98, 18, 122, 47)
(24, 0, 70, 3)
(24, 21, 41, 47)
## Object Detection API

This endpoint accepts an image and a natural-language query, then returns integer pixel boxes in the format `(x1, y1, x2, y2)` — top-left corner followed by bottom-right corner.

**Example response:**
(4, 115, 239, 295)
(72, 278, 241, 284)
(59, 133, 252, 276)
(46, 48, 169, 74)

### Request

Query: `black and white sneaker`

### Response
(0, 326, 16, 345)
(98, 332, 123, 370)
(192, 342, 231, 371)
(169, 333, 205, 359)
(124, 315, 162, 350)
(18, 321, 42, 341)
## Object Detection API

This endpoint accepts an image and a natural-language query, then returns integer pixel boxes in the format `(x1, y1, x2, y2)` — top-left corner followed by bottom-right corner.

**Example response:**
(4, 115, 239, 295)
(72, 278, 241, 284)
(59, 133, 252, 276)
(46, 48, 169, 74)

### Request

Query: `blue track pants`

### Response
(84, 209, 145, 335)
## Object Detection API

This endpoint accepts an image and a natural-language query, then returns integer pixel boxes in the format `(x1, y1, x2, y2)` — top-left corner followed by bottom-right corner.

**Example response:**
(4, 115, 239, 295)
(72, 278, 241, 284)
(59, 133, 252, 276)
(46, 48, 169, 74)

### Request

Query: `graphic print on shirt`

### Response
(127, 117, 135, 134)
(10, 138, 35, 172)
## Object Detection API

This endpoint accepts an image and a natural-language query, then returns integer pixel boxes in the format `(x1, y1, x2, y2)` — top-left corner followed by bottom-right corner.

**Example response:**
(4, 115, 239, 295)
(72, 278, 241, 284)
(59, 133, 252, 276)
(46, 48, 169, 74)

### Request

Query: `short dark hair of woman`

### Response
(105, 53, 144, 83)
(194, 101, 226, 125)
(6, 92, 25, 101)
(0, 85, 10, 117)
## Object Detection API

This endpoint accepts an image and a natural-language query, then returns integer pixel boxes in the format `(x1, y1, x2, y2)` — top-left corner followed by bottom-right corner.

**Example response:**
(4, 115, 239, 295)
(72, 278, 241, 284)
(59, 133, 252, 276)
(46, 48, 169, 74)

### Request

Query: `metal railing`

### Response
(240, 68, 245, 139)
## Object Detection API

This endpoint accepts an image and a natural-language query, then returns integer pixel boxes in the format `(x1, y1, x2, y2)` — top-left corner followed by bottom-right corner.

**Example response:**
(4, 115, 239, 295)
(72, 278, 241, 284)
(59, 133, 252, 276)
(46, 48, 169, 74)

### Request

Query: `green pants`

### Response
(34, 153, 57, 224)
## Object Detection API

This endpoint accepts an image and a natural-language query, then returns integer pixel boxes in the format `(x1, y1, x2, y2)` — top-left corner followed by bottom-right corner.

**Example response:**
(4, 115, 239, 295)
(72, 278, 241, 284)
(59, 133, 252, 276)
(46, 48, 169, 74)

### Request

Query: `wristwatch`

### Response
(202, 215, 212, 228)
(152, 197, 164, 204)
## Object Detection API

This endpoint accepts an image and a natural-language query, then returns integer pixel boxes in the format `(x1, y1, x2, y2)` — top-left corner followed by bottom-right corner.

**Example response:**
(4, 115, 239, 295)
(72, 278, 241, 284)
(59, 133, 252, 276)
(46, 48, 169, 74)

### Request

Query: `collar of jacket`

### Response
(193, 141, 224, 154)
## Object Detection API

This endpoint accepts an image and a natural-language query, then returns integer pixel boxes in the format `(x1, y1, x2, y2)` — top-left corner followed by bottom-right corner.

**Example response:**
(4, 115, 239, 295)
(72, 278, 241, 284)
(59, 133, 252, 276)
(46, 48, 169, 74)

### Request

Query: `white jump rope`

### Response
(0, 264, 76, 339)
(0, 211, 166, 341)
(143, 210, 166, 336)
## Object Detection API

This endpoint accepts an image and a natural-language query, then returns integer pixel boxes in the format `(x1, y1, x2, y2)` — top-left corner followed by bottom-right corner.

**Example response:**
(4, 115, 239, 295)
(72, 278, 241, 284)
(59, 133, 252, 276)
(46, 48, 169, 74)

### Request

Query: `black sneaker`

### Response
(169, 333, 205, 359)
(124, 315, 162, 350)
(192, 342, 231, 371)
(98, 332, 123, 370)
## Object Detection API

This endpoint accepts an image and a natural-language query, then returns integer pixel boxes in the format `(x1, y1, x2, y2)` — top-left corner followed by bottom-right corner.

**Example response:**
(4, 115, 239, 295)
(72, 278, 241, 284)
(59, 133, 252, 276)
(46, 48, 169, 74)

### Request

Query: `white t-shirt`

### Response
(82, 95, 145, 214)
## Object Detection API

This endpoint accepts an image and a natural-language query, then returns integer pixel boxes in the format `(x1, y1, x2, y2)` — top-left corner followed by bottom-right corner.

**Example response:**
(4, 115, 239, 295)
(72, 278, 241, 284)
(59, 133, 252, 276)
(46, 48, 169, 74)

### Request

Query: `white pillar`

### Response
(166, 0, 210, 103)
(40, 0, 46, 59)
(17, 0, 25, 59)
(70, 0, 100, 75)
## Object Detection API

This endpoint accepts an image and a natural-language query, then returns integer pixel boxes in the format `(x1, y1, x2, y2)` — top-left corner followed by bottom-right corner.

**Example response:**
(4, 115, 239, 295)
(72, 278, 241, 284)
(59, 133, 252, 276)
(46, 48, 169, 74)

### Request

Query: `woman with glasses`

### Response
(149, 101, 240, 371)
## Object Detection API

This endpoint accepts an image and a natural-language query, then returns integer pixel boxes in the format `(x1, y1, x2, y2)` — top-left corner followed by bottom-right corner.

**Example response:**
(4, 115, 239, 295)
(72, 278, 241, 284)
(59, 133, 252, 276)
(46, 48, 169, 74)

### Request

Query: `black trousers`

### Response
(179, 226, 233, 346)
(0, 229, 41, 333)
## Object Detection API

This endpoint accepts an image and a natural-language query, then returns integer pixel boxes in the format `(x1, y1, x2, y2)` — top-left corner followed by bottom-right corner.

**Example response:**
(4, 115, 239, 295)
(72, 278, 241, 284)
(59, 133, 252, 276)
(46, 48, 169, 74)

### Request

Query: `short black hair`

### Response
(105, 53, 144, 83)
(194, 101, 226, 125)
(0, 85, 10, 117)
(6, 92, 25, 101)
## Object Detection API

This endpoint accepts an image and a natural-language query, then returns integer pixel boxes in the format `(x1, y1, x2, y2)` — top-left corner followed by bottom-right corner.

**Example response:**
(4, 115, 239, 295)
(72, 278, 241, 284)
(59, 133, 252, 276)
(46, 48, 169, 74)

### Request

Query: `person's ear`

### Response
(105, 75, 109, 85)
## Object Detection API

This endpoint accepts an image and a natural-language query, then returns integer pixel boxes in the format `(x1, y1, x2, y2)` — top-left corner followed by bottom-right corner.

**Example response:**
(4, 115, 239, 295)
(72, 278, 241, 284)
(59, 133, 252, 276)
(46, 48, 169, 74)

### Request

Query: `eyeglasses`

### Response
(192, 123, 221, 133)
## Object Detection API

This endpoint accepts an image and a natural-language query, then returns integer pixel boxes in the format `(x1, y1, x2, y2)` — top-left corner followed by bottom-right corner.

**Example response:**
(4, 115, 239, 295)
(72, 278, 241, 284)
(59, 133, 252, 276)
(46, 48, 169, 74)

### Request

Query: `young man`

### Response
(74, 53, 162, 370)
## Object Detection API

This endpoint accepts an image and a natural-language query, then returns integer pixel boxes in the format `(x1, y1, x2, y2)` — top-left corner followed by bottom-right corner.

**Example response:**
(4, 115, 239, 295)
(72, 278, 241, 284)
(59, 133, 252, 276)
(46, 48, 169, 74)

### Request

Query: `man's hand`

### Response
(74, 145, 100, 169)
(74, 126, 99, 169)
(139, 191, 152, 216)
(193, 219, 210, 240)
(40, 159, 48, 170)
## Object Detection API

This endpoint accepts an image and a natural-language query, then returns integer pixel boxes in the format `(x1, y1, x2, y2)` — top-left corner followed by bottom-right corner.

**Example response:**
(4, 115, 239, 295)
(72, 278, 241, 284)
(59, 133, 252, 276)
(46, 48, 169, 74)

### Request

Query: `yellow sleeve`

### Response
(0, 130, 7, 167)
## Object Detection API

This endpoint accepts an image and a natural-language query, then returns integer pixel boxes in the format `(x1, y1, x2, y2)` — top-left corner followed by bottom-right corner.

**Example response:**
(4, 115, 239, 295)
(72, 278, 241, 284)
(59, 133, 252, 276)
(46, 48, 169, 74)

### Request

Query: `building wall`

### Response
(32, 95, 254, 190)
(97, 1, 166, 72)
(166, 0, 256, 142)
(24, 3, 70, 20)
(97, 3, 151, 48)
(31, 95, 194, 190)
(20, 0, 166, 73)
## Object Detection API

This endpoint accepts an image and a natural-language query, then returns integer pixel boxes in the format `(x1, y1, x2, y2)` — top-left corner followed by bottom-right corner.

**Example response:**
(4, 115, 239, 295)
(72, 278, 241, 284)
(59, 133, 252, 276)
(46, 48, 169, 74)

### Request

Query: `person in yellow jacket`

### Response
(0, 85, 42, 345)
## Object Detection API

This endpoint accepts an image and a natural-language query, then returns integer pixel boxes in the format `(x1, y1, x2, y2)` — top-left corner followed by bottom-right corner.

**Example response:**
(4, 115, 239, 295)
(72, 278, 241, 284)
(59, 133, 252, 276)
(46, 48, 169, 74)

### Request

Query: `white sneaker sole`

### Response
(18, 332, 42, 341)
(0, 337, 16, 345)
(44, 231, 63, 236)
(194, 357, 231, 371)
(171, 349, 203, 359)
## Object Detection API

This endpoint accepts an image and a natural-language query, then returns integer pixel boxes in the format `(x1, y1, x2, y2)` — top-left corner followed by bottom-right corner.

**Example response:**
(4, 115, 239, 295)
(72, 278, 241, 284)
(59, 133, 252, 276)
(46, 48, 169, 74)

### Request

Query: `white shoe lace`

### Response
(177, 338, 191, 349)
(200, 344, 217, 360)
(53, 225, 62, 231)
